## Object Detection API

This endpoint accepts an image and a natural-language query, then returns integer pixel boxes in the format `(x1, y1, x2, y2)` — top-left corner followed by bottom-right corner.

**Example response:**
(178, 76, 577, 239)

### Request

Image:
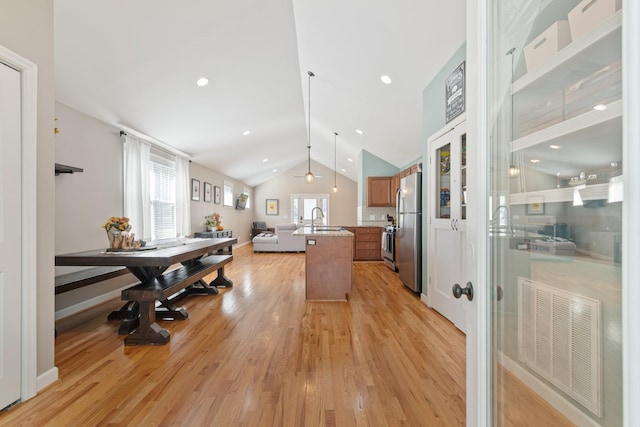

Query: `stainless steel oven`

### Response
(382, 226, 397, 271)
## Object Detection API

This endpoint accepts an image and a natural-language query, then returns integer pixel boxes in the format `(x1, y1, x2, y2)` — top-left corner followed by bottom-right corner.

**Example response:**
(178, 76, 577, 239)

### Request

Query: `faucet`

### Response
(311, 207, 324, 229)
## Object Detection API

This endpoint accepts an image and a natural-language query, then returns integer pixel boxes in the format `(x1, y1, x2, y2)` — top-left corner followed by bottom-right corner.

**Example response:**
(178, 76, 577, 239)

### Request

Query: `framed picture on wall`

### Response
(191, 179, 200, 201)
(204, 182, 212, 203)
(527, 196, 545, 215)
(266, 199, 279, 215)
(214, 186, 221, 204)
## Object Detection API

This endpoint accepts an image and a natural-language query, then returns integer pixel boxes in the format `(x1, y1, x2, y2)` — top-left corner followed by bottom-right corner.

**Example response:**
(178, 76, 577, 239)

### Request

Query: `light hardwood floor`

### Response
(0, 244, 572, 426)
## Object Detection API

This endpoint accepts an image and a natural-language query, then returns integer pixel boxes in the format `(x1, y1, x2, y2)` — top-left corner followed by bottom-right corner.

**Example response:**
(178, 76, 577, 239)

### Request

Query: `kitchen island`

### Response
(293, 227, 354, 300)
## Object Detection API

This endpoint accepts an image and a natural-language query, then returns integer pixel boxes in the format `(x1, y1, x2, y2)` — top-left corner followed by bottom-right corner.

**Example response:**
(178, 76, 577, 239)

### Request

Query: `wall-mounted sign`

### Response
(445, 61, 465, 123)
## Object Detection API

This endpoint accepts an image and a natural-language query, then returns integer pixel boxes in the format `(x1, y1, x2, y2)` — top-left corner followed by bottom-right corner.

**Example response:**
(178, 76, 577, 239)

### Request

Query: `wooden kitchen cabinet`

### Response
(354, 227, 382, 261)
(304, 234, 353, 300)
(367, 176, 392, 207)
(390, 174, 400, 207)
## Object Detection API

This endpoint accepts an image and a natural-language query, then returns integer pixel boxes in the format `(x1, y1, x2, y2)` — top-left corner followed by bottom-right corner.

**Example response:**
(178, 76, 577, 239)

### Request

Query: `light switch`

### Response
(307, 239, 316, 245)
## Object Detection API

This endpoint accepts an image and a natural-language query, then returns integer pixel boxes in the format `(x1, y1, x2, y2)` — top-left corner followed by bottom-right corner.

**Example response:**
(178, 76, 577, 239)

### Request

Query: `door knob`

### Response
(452, 281, 474, 301)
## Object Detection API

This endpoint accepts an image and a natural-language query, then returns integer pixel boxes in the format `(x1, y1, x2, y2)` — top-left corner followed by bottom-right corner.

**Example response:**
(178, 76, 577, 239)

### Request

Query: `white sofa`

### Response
(252, 223, 305, 252)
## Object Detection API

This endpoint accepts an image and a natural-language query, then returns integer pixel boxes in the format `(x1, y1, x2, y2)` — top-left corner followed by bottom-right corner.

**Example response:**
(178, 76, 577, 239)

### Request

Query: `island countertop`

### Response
(293, 227, 354, 237)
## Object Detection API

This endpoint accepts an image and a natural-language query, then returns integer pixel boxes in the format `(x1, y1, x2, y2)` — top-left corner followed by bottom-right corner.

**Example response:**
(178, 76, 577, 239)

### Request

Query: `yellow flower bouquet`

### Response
(102, 216, 131, 232)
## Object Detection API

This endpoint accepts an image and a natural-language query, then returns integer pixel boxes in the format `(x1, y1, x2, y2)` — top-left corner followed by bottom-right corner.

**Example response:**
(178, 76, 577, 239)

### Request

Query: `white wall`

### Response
(54, 103, 139, 313)
(188, 162, 255, 243)
(253, 160, 357, 227)
(1, 0, 56, 380)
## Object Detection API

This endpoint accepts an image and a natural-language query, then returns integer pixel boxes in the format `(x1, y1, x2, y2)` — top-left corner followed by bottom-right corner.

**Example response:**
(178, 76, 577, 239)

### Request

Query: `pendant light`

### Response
(333, 132, 339, 193)
(304, 71, 315, 184)
(506, 48, 520, 178)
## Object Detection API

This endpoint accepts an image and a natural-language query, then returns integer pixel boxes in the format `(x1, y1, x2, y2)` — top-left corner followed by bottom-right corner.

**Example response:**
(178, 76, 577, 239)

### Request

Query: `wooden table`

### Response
(55, 237, 236, 344)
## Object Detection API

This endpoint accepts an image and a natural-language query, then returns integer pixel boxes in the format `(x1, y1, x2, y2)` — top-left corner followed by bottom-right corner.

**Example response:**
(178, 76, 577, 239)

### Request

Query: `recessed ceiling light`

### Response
(272, 169, 278, 173)
(341, 168, 346, 173)
(380, 75, 392, 84)
(530, 159, 541, 163)
(549, 145, 561, 149)
(262, 158, 268, 163)
(347, 158, 353, 163)
(356, 129, 363, 135)
(593, 104, 607, 111)
(243, 130, 251, 136)
(196, 77, 209, 87)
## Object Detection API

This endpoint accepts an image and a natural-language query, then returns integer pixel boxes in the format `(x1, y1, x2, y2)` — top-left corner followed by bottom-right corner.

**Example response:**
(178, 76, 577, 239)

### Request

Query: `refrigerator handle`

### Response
(395, 188, 402, 228)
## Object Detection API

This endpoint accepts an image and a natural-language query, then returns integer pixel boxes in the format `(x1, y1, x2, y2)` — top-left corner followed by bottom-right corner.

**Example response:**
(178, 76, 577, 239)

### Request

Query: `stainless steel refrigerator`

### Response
(396, 172, 422, 292)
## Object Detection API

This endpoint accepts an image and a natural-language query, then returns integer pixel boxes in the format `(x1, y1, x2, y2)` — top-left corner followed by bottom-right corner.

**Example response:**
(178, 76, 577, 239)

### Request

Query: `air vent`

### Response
(518, 277, 601, 416)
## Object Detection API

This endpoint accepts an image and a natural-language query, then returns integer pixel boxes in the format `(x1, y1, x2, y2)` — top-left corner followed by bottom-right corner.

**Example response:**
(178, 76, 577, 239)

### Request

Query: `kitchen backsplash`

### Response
(357, 206, 396, 226)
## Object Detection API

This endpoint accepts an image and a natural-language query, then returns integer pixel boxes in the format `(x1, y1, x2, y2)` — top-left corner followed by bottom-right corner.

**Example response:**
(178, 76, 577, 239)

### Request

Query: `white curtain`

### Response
(175, 155, 191, 237)
(122, 133, 151, 240)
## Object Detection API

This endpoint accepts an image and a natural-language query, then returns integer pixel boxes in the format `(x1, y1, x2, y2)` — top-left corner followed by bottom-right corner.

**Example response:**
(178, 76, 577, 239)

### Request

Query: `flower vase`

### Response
(106, 227, 121, 249)
(208, 225, 215, 232)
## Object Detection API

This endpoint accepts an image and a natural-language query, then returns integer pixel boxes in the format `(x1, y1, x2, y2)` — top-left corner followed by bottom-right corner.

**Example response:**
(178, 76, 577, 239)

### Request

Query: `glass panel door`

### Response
(461, 134, 467, 221)
(437, 142, 452, 219)
(291, 194, 329, 226)
(487, 1, 622, 425)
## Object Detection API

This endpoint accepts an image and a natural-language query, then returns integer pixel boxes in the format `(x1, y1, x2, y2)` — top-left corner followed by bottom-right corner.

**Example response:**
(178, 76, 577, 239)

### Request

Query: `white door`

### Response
(291, 194, 329, 226)
(0, 61, 22, 410)
(428, 118, 467, 332)
(466, 0, 640, 425)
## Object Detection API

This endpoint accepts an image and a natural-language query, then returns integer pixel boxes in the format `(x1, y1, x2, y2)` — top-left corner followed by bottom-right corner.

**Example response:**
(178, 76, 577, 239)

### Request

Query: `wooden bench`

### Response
(120, 254, 233, 345)
(55, 266, 130, 294)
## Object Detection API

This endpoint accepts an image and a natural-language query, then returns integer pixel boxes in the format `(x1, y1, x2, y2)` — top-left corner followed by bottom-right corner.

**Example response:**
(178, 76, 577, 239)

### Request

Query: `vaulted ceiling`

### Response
(54, 0, 466, 186)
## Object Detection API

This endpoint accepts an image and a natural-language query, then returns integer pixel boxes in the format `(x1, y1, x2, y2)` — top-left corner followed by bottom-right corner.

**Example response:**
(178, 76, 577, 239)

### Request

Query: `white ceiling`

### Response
(54, 0, 466, 187)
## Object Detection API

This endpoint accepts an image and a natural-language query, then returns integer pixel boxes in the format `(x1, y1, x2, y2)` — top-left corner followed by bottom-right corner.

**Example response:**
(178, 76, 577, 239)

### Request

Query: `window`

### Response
(150, 153, 176, 240)
(123, 133, 190, 241)
(223, 181, 233, 207)
(243, 188, 251, 209)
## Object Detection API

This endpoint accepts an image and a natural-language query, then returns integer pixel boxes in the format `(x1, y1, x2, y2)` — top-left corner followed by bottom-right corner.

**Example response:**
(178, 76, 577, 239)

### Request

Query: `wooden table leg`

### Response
(155, 299, 189, 320)
(210, 266, 233, 288)
(179, 278, 220, 297)
(124, 300, 170, 346)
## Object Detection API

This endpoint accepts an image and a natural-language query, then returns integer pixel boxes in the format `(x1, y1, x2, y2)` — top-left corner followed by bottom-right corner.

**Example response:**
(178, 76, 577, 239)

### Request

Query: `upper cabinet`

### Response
(367, 176, 392, 207)
(367, 164, 420, 207)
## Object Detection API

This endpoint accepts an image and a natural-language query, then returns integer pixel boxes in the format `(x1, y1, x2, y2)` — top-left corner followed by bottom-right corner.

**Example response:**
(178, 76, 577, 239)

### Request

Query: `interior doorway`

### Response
(0, 45, 39, 408)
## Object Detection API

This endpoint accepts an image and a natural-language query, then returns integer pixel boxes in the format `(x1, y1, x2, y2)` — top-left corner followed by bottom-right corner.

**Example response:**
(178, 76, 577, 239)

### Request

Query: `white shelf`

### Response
(512, 11, 622, 95)
(511, 100, 622, 152)
(509, 183, 609, 205)
(509, 100, 622, 178)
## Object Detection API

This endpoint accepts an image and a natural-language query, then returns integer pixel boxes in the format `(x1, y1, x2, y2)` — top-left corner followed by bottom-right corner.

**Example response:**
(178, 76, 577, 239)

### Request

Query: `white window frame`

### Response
(223, 180, 233, 207)
(243, 187, 251, 209)
(149, 150, 177, 241)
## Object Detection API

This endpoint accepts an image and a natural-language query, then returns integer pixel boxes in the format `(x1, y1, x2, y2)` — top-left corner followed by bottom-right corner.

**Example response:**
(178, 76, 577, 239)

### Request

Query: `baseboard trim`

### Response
(497, 352, 601, 427)
(54, 285, 133, 321)
(420, 292, 430, 307)
(36, 366, 58, 393)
